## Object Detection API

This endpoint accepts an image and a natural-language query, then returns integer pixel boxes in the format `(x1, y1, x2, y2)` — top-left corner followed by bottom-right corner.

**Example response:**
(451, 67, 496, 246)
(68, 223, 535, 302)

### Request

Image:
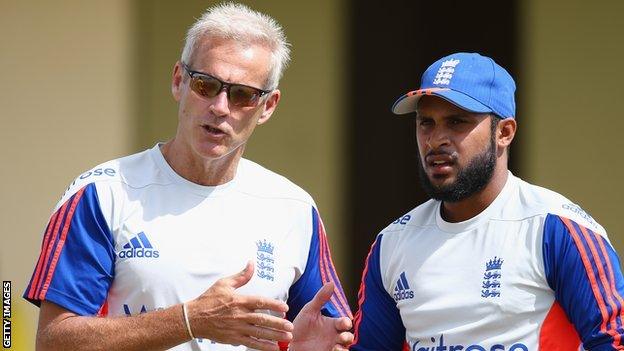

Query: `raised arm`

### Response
(36, 262, 294, 351)
(290, 282, 353, 351)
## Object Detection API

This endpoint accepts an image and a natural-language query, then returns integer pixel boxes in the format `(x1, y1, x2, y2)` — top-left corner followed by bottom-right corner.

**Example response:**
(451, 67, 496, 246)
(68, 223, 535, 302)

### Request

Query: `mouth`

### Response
(425, 153, 456, 176)
(201, 124, 227, 137)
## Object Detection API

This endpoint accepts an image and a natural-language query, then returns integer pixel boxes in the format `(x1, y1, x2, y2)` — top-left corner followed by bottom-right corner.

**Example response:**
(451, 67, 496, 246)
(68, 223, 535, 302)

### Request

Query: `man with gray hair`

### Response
(24, 3, 353, 350)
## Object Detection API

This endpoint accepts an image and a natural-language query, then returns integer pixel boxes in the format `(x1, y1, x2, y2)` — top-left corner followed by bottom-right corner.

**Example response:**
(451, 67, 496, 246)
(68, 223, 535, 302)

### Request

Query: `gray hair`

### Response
(181, 2, 291, 90)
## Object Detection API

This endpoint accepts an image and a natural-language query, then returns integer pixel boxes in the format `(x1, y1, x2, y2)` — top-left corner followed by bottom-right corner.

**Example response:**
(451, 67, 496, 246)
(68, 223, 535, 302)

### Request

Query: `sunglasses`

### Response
(181, 62, 272, 107)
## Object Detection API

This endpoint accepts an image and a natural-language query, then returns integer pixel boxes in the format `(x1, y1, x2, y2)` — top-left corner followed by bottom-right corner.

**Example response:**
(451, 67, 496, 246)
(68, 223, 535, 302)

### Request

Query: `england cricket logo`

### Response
(481, 256, 503, 298)
(432, 58, 460, 85)
(256, 239, 275, 281)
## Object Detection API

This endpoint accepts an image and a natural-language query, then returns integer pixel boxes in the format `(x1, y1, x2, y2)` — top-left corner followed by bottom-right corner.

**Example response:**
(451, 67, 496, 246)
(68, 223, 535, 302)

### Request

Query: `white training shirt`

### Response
(352, 172, 624, 351)
(24, 144, 351, 350)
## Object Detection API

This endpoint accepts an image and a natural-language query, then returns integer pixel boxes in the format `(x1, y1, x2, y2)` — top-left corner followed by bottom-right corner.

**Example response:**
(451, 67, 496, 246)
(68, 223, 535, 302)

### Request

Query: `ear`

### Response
(171, 61, 184, 102)
(496, 118, 517, 148)
(256, 89, 281, 126)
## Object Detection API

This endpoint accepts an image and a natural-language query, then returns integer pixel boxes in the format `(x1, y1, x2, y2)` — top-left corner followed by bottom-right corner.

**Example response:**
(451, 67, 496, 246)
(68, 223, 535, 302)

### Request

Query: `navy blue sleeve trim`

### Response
(352, 234, 406, 350)
(286, 207, 352, 321)
(23, 183, 115, 315)
(543, 214, 624, 350)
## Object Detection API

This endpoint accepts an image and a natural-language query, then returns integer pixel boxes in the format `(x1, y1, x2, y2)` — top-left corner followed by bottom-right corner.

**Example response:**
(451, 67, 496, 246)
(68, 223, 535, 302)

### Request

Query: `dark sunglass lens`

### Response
(191, 76, 221, 98)
(229, 86, 260, 106)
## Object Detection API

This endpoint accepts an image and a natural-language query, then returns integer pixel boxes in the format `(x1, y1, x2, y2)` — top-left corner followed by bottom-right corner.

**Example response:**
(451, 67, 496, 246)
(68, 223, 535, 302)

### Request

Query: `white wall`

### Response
(0, 1, 132, 347)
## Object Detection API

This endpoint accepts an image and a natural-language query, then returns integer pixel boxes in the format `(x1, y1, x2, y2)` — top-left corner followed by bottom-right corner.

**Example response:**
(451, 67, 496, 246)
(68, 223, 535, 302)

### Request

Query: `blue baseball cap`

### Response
(392, 52, 516, 119)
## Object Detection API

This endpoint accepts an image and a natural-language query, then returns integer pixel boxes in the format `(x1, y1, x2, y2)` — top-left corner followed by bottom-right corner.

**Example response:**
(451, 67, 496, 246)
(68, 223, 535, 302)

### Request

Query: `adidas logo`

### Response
(393, 272, 414, 301)
(118, 232, 160, 259)
(123, 304, 147, 316)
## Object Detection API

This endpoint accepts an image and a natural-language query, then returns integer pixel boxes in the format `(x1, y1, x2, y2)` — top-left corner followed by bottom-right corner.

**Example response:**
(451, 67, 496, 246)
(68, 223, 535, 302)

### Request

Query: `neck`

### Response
(440, 166, 509, 223)
(160, 138, 244, 186)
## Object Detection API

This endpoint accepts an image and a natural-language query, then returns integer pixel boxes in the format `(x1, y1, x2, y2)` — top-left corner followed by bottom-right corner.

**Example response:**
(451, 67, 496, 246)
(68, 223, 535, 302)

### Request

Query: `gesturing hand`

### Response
(186, 261, 294, 351)
(290, 282, 354, 351)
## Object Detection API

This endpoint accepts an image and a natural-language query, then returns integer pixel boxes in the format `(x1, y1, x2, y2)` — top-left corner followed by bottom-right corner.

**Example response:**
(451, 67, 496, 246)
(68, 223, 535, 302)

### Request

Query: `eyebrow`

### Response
(446, 113, 472, 119)
(415, 112, 472, 120)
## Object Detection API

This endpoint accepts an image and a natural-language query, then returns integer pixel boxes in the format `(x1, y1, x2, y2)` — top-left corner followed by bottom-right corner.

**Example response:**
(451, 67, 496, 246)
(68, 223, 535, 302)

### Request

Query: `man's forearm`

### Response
(37, 303, 191, 351)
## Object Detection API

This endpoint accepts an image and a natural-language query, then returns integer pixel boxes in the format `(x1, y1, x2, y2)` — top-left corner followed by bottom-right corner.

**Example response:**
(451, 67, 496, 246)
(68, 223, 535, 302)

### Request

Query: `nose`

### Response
(209, 89, 230, 117)
(426, 125, 450, 150)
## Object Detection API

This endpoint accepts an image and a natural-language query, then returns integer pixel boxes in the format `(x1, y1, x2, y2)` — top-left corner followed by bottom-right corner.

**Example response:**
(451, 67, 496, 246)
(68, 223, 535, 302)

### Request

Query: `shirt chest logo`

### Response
(256, 239, 275, 281)
(393, 272, 414, 301)
(117, 232, 160, 259)
(482, 256, 503, 298)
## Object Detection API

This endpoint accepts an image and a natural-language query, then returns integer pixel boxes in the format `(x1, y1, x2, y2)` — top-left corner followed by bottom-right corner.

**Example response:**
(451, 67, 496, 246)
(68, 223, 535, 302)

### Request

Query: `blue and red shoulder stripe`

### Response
(543, 214, 624, 350)
(23, 183, 115, 316)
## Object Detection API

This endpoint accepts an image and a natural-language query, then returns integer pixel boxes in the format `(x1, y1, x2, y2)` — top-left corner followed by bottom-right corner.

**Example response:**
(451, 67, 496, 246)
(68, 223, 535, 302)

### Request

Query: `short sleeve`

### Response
(543, 214, 624, 350)
(351, 234, 407, 351)
(23, 183, 115, 315)
(285, 207, 352, 321)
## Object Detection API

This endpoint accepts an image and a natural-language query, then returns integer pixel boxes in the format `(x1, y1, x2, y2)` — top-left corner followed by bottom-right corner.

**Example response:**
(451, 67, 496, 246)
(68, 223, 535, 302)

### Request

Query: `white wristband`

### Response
(182, 303, 195, 340)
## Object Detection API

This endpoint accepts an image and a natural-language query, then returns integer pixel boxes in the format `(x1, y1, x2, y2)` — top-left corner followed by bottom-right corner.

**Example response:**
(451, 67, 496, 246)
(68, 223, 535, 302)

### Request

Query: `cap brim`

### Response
(392, 88, 493, 115)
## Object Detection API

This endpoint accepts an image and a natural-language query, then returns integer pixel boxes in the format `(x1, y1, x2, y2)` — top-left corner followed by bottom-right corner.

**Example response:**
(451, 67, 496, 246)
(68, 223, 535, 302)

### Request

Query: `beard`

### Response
(417, 136, 496, 203)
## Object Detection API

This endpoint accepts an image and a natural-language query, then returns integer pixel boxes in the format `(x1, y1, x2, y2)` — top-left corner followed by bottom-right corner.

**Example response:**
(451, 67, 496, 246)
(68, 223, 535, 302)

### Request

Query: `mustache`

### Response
(424, 149, 458, 161)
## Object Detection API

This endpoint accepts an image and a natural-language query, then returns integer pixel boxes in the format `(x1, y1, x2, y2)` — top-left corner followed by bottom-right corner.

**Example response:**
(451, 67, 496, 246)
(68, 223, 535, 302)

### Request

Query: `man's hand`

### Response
(186, 261, 294, 351)
(290, 282, 354, 351)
